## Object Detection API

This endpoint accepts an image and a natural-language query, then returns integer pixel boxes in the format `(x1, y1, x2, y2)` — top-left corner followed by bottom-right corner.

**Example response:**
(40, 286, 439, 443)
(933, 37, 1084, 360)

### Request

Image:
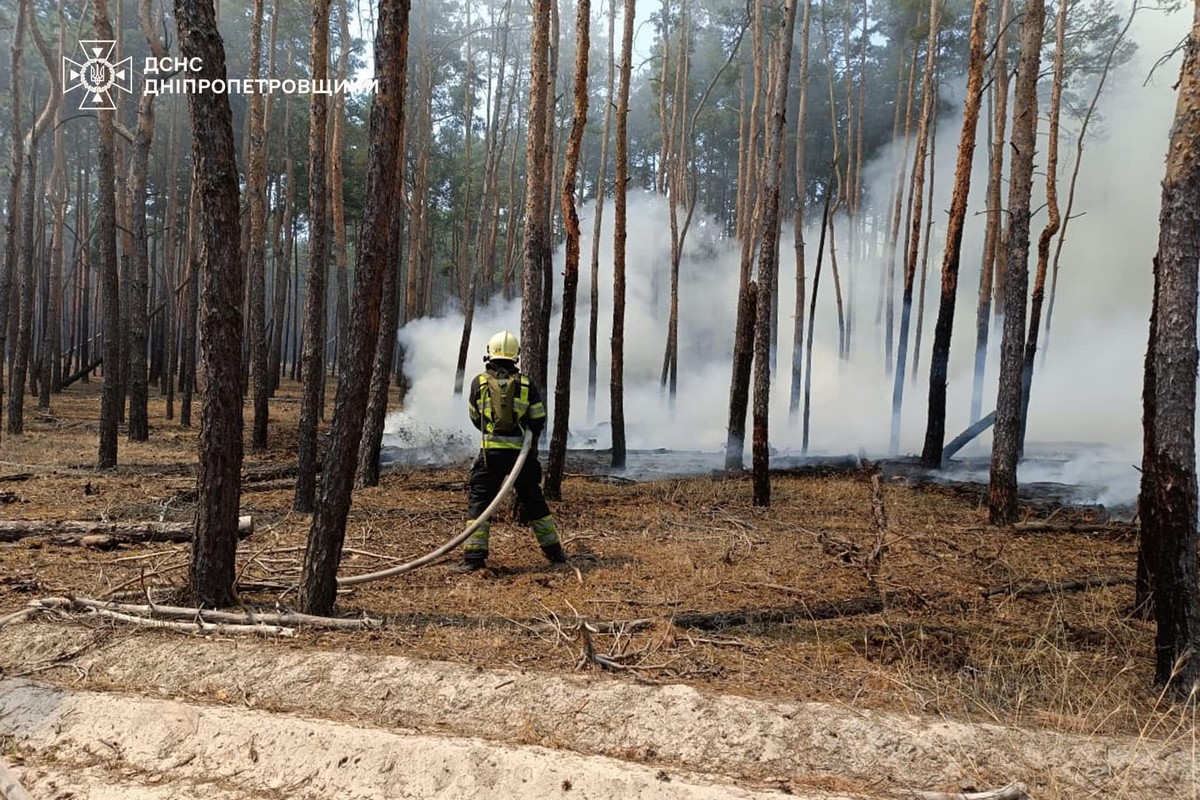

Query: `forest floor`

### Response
(0, 381, 1194, 799)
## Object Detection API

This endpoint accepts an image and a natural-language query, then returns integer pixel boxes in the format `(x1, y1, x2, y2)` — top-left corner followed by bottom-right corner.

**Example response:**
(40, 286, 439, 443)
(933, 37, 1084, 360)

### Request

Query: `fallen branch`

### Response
(942, 411, 996, 461)
(1008, 521, 1136, 536)
(28, 600, 295, 637)
(0, 473, 33, 483)
(61, 356, 103, 389)
(982, 574, 1134, 599)
(0, 515, 253, 546)
(0, 758, 35, 800)
(902, 782, 1028, 800)
(32, 597, 380, 630)
(673, 596, 886, 632)
(0, 607, 41, 629)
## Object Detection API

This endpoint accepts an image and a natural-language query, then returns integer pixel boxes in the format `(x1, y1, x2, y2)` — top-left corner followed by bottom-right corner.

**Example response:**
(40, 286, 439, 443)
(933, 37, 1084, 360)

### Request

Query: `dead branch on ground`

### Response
(0, 515, 253, 546)
(29, 597, 379, 630)
(982, 574, 1135, 599)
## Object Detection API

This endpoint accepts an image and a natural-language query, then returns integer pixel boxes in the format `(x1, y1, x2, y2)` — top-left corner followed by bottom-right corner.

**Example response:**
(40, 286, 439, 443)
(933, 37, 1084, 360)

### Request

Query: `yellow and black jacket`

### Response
(467, 361, 547, 450)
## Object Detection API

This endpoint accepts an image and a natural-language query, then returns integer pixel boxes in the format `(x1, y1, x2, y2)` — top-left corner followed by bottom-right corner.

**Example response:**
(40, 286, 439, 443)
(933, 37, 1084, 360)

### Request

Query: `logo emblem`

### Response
(63, 40, 133, 110)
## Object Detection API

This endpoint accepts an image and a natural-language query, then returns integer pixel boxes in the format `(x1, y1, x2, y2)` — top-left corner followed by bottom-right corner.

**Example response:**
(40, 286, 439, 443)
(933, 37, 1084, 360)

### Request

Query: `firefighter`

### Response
(457, 330, 567, 571)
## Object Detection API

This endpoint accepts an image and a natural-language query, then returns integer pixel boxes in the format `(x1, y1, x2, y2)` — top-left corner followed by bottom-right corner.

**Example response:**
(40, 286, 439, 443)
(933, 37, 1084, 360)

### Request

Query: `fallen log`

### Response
(61, 357, 103, 389)
(672, 596, 885, 632)
(0, 473, 33, 483)
(982, 574, 1134, 599)
(942, 411, 996, 462)
(1009, 520, 1136, 536)
(0, 515, 253, 546)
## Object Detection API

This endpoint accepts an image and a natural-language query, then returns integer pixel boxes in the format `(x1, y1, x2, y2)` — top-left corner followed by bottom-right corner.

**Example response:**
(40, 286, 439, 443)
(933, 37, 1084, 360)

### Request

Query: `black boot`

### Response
(541, 543, 567, 564)
(449, 555, 488, 574)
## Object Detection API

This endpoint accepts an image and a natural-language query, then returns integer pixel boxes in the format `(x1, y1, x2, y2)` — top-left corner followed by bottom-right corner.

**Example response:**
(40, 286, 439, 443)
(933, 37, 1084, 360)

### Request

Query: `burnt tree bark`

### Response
(246, 0, 270, 450)
(751, 0, 799, 507)
(175, 0, 247, 607)
(611, 0, 635, 470)
(1139, 0, 1200, 698)
(294, 0, 333, 513)
(299, 0, 409, 616)
(987, 0, 1044, 525)
(920, 0, 988, 469)
(95, 0, 121, 469)
(545, 0, 590, 501)
(521, 0, 552, 393)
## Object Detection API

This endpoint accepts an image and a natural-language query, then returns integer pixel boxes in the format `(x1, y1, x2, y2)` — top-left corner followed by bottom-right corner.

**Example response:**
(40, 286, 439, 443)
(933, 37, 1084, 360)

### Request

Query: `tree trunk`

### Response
(355, 162, 405, 489)
(294, 0, 333, 514)
(521, 0, 551, 392)
(888, 0, 941, 455)
(751, 0, 800, 507)
(789, 0, 813, 419)
(987, 0, 1044, 525)
(0, 0, 25, 443)
(174, 0, 247, 607)
(611, 0, 635, 470)
(1140, 0, 1200, 698)
(588, 0, 616, 424)
(94, 0, 121, 469)
(801, 190, 832, 454)
(1017, 0, 1067, 454)
(331, 0, 351, 372)
(246, 0, 270, 449)
(970, 0, 1010, 425)
(9, 0, 60, 435)
(921, 0, 988, 469)
(545, 0, 590, 501)
(299, 0, 409, 616)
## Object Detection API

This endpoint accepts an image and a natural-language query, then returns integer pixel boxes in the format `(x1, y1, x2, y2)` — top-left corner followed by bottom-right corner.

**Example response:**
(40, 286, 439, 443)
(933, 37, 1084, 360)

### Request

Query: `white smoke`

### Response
(388, 0, 1188, 506)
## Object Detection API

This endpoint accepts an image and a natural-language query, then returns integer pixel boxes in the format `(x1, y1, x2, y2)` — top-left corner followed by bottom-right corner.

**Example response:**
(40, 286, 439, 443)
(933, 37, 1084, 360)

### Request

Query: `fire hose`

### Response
(337, 429, 533, 586)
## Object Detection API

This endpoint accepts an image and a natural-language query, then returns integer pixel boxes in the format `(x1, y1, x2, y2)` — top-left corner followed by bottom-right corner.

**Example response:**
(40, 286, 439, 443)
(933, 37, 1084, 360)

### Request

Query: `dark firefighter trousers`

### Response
(464, 449, 559, 561)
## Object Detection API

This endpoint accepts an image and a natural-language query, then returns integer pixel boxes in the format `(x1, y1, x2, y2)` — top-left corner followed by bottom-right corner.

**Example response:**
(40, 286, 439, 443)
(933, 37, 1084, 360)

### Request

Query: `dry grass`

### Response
(0, 378, 1191, 760)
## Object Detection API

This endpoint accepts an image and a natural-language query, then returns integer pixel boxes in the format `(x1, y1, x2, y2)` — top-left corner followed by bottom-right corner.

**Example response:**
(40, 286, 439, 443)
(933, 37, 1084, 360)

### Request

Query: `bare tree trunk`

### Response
(0, 0, 26, 443)
(802, 189, 831, 453)
(175, 0, 246, 607)
(181, 181, 199, 429)
(1017, 0, 1067, 454)
(356, 152, 406, 489)
(588, 0, 617, 423)
(789, 0, 813, 419)
(9, 0, 60, 435)
(294, 0, 333, 514)
(987, 0, 1044, 525)
(970, 0, 1010, 425)
(545, 0, 590, 501)
(299, 0, 408, 616)
(611, 0, 635, 470)
(751, 0, 799, 507)
(921, 0, 988, 469)
(521, 0, 551, 395)
(246, 0, 270, 449)
(911, 94, 938, 384)
(331, 0, 351, 371)
(888, 0, 941, 455)
(1139, 0, 1200, 697)
(94, 0, 121, 468)
(884, 33, 921, 378)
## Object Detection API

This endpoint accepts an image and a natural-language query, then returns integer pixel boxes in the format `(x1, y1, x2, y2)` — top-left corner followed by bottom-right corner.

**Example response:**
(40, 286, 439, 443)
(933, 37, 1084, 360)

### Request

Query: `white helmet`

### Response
(485, 330, 520, 362)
